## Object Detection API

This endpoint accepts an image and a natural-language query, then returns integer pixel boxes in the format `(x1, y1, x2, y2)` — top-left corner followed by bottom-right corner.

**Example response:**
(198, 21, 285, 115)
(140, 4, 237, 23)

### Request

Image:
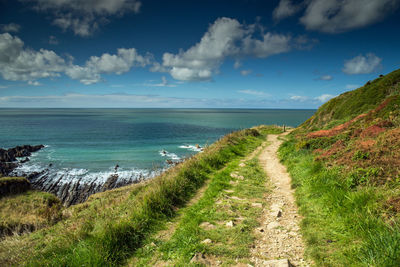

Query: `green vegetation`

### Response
(0, 126, 279, 266)
(130, 151, 270, 266)
(302, 69, 400, 130)
(0, 190, 62, 238)
(279, 69, 400, 266)
(279, 136, 400, 266)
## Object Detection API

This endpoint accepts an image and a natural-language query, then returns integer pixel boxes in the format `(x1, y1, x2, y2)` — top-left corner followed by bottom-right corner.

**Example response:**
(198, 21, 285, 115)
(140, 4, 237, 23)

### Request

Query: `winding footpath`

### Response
(251, 133, 309, 266)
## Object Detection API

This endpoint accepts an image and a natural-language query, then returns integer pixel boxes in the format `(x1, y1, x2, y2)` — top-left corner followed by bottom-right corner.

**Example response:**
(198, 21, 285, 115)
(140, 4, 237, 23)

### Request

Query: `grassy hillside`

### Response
(280, 69, 400, 266)
(0, 189, 62, 238)
(0, 126, 280, 266)
(302, 69, 400, 130)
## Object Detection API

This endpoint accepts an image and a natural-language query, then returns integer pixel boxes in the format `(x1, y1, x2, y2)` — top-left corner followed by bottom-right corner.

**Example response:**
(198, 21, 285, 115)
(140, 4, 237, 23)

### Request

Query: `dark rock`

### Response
(20, 157, 30, 163)
(0, 177, 31, 198)
(0, 145, 44, 175)
(102, 174, 119, 191)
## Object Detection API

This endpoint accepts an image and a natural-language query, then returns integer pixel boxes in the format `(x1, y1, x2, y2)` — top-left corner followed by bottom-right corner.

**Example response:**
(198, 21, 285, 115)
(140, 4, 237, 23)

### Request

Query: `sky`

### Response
(0, 0, 399, 108)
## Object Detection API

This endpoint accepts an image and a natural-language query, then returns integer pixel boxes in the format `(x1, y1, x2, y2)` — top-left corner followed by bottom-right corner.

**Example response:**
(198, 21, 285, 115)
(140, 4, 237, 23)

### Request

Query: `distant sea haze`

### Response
(0, 108, 315, 204)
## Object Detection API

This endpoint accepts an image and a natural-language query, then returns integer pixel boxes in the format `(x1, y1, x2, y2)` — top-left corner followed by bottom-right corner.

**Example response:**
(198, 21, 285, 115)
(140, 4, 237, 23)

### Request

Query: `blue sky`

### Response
(0, 0, 399, 108)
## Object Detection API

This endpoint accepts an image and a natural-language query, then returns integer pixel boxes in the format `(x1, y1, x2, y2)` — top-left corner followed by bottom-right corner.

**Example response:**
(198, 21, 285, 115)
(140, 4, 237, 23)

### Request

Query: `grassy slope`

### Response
(0, 190, 62, 236)
(130, 141, 274, 266)
(302, 69, 400, 130)
(0, 126, 277, 266)
(279, 69, 400, 266)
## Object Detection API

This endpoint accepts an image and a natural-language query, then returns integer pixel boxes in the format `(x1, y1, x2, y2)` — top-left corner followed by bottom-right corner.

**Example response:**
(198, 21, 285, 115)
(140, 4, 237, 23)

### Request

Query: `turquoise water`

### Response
(0, 108, 315, 183)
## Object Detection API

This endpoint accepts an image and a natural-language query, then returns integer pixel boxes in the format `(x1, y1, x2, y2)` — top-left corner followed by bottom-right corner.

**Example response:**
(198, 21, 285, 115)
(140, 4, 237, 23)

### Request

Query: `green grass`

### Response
(0, 190, 62, 237)
(0, 126, 278, 266)
(131, 146, 270, 266)
(302, 69, 400, 130)
(278, 135, 400, 266)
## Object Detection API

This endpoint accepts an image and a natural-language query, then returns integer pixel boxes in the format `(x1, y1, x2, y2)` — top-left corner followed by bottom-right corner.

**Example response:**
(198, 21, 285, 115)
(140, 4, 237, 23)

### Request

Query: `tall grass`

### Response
(279, 136, 400, 266)
(15, 127, 269, 266)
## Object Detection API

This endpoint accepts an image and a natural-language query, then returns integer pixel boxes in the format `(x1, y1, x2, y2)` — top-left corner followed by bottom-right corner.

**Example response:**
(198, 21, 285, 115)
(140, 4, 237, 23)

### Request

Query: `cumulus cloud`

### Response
(65, 48, 151, 84)
(0, 33, 151, 84)
(0, 33, 66, 81)
(342, 53, 382, 74)
(0, 23, 21, 33)
(162, 18, 246, 81)
(21, 0, 141, 36)
(300, 0, 399, 33)
(315, 94, 335, 102)
(160, 17, 296, 81)
(238, 89, 269, 96)
(273, 0, 302, 21)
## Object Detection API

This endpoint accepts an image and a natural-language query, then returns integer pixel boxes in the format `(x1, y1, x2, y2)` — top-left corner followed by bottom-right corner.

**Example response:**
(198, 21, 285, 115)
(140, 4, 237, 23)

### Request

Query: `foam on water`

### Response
(159, 150, 181, 161)
(179, 144, 203, 152)
(11, 161, 158, 187)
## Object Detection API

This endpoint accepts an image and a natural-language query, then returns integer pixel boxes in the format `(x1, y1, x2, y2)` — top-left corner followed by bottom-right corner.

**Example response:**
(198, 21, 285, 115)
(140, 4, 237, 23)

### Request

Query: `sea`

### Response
(0, 108, 315, 186)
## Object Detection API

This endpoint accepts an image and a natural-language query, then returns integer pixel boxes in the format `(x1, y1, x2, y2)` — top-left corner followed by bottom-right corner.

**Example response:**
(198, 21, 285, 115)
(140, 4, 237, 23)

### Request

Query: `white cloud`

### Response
(49, 35, 59, 45)
(145, 76, 176, 87)
(28, 80, 41, 86)
(240, 69, 252, 76)
(65, 48, 151, 84)
(318, 75, 333, 80)
(345, 84, 360, 90)
(273, 0, 302, 21)
(161, 17, 295, 81)
(315, 94, 335, 102)
(290, 95, 308, 102)
(22, 0, 141, 36)
(0, 33, 66, 81)
(238, 89, 269, 96)
(233, 60, 241, 69)
(342, 53, 382, 74)
(300, 0, 399, 33)
(162, 17, 246, 81)
(0, 23, 21, 33)
(242, 32, 291, 58)
(0, 33, 151, 84)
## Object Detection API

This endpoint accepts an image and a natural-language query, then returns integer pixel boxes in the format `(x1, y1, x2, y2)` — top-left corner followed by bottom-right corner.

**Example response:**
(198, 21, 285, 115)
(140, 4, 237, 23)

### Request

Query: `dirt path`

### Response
(251, 133, 309, 266)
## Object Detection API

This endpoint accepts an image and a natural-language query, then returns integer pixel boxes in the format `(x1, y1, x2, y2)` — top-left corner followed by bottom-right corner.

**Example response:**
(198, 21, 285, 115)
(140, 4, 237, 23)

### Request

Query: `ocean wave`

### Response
(159, 150, 181, 161)
(11, 163, 158, 186)
(178, 144, 203, 152)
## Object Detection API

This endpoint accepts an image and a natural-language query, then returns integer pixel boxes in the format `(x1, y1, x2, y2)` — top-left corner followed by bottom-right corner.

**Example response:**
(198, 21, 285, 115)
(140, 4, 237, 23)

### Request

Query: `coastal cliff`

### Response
(279, 69, 400, 266)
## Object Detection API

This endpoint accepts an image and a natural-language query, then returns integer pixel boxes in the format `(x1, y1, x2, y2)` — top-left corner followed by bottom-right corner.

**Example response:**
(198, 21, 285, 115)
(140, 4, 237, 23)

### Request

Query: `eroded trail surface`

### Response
(251, 133, 309, 266)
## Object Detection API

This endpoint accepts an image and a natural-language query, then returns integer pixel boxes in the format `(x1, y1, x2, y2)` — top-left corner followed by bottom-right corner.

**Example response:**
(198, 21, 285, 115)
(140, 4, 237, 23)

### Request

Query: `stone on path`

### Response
(251, 202, 263, 208)
(201, 238, 212, 244)
(200, 222, 216, 230)
(226, 221, 235, 227)
(266, 221, 279, 230)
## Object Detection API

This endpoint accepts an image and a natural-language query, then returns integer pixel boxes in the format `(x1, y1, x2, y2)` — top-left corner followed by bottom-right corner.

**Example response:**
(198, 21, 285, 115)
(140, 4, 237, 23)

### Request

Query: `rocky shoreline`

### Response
(0, 145, 44, 176)
(1, 145, 145, 206)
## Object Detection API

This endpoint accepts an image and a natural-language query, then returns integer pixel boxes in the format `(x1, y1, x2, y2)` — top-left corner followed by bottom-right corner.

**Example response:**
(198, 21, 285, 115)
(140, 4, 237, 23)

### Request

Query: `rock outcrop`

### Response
(1, 144, 146, 206)
(26, 170, 144, 206)
(0, 145, 44, 175)
(0, 177, 31, 198)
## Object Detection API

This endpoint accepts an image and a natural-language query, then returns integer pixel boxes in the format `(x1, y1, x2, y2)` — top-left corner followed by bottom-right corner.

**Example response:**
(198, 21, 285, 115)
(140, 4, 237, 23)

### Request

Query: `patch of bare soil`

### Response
(251, 133, 309, 266)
